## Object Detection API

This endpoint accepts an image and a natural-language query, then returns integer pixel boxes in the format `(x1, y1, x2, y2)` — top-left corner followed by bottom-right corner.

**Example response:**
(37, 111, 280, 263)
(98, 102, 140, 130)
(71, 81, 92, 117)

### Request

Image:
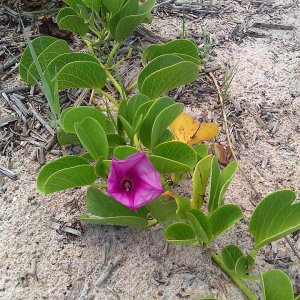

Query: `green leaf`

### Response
(261, 269, 294, 300)
(46, 52, 100, 78)
(57, 8, 88, 36)
(37, 155, 89, 193)
(142, 39, 200, 64)
(186, 209, 212, 244)
(221, 245, 244, 270)
(118, 115, 133, 141)
(51, 58, 106, 90)
(107, 133, 126, 153)
(64, 0, 84, 11)
(82, 0, 101, 12)
(74, 117, 108, 160)
(209, 204, 242, 238)
(164, 222, 197, 245)
(95, 158, 108, 178)
(102, 0, 125, 13)
(146, 196, 179, 228)
(60, 106, 114, 134)
(126, 94, 150, 124)
(113, 146, 139, 159)
(76, 187, 149, 227)
(191, 155, 212, 209)
(37, 156, 96, 194)
(138, 97, 183, 148)
(235, 255, 255, 278)
(208, 158, 238, 212)
(19, 36, 69, 85)
(149, 141, 197, 174)
(138, 54, 199, 99)
(175, 195, 191, 219)
(194, 144, 209, 161)
(151, 102, 183, 148)
(109, 0, 155, 42)
(249, 189, 300, 250)
(57, 129, 81, 145)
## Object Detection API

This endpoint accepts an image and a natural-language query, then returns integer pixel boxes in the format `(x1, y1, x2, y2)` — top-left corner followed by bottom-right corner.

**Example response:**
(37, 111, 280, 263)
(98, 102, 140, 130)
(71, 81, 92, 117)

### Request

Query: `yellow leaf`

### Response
(171, 113, 219, 145)
(171, 113, 199, 143)
(187, 123, 219, 145)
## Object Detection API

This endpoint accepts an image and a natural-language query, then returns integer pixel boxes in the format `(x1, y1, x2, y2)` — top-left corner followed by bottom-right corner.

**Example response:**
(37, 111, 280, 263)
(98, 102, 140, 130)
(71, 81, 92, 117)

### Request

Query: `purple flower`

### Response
(107, 151, 164, 211)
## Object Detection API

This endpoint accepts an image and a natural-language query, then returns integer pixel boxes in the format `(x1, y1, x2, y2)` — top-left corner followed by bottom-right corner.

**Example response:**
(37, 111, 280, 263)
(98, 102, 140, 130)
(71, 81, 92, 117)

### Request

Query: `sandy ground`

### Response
(1, 0, 300, 299)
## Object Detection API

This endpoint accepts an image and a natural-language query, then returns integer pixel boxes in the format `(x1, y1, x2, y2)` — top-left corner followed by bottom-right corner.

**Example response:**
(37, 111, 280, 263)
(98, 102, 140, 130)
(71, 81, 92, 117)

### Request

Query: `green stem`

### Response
(126, 80, 138, 93)
(97, 89, 119, 107)
(107, 42, 121, 67)
(91, 183, 107, 189)
(190, 195, 204, 210)
(210, 251, 257, 300)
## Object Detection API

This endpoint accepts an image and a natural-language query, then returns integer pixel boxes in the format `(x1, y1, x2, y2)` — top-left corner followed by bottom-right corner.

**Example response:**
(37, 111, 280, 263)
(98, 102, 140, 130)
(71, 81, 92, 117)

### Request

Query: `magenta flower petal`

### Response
(107, 151, 164, 211)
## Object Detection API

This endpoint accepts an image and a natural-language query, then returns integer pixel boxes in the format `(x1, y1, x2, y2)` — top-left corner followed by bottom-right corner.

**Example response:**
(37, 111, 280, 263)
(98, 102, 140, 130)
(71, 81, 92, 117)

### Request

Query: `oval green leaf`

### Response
(19, 36, 69, 85)
(164, 222, 197, 245)
(37, 155, 89, 193)
(142, 39, 200, 64)
(74, 117, 108, 160)
(76, 187, 149, 227)
(261, 269, 294, 300)
(60, 106, 114, 134)
(209, 204, 242, 238)
(249, 189, 300, 250)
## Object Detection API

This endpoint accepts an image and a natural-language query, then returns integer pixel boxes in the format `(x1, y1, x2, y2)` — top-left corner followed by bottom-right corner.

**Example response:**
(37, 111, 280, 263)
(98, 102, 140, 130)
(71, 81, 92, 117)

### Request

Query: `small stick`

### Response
(28, 104, 55, 136)
(49, 220, 82, 236)
(209, 72, 260, 198)
(0, 166, 17, 180)
(96, 255, 123, 287)
(0, 116, 18, 128)
(0, 86, 30, 94)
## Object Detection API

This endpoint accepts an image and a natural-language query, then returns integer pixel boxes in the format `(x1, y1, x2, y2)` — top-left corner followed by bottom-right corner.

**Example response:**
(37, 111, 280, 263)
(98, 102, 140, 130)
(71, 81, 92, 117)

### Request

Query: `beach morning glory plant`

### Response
(19, 0, 300, 298)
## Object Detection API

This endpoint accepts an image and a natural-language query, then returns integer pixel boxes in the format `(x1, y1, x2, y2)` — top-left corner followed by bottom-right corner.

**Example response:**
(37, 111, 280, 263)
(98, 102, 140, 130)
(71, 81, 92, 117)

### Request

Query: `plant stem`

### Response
(107, 42, 121, 67)
(210, 251, 257, 300)
(126, 80, 138, 92)
(97, 89, 119, 107)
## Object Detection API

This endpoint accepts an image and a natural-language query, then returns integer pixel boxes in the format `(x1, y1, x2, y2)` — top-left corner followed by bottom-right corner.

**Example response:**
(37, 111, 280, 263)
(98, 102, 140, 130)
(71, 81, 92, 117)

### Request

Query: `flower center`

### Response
(121, 179, 133, 192)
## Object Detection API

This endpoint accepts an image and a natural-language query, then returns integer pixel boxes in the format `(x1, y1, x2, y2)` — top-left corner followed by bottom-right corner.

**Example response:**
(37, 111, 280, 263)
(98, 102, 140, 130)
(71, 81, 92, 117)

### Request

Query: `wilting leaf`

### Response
(249, 189, 300, 250)
(171, 113, 219, 145)
(213, 142, 232, 165)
